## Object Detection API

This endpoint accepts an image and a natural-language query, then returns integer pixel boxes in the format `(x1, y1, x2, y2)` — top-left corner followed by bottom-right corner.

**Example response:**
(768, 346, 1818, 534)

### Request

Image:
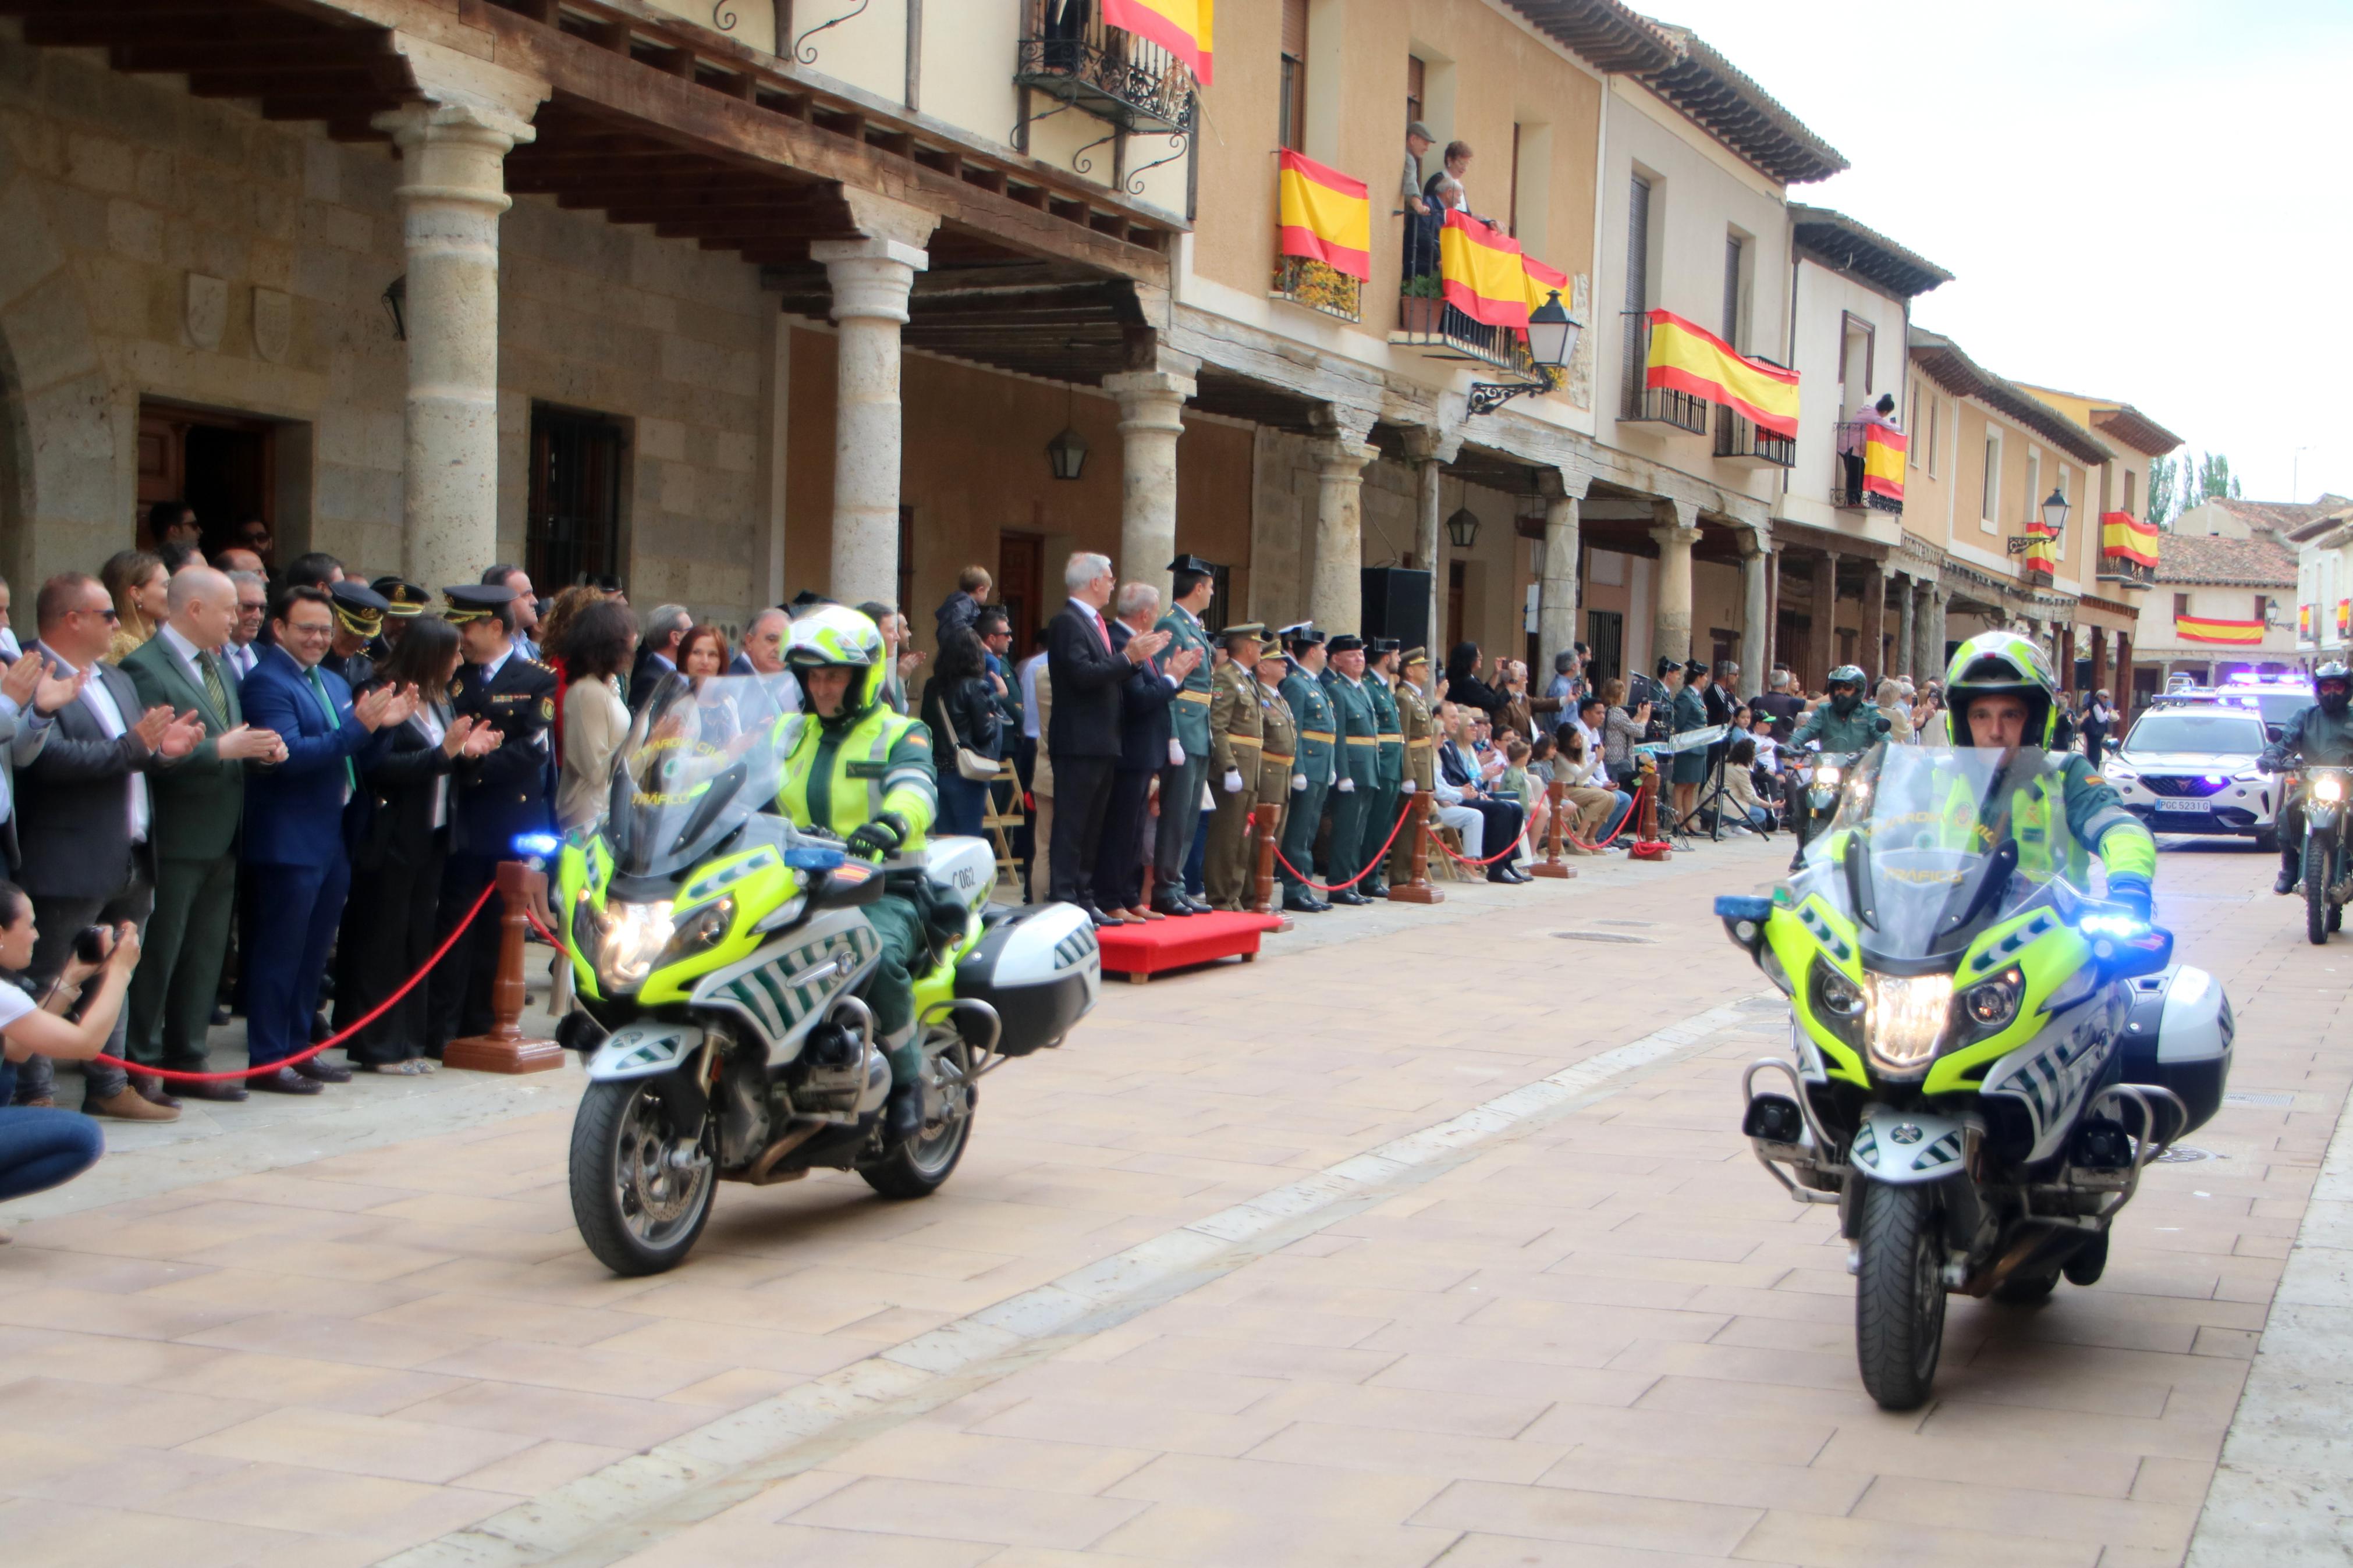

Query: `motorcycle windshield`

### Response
(1796, 744, 2064, 963)
(606, 673, 801, 879)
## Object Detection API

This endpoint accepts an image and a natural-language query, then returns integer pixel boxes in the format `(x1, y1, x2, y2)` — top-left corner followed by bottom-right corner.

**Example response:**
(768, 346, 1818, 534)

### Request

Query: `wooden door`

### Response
(137, 402, 275, 553)
(997, 531, 1045, 656)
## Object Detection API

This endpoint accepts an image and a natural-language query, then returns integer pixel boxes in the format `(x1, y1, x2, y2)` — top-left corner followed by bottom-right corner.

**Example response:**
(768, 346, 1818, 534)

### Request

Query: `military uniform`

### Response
(1248, 661, 1298, 909)
(1387, 650, 1439, 886)
(1152, 557, 1219, 909)
(1278, 630, 1336, 911)
(1320, 642, 1382, 898)
(327, 579, 389, 696)
(1203, 626, 1268, 910)
(1360, 648, 1405, 895)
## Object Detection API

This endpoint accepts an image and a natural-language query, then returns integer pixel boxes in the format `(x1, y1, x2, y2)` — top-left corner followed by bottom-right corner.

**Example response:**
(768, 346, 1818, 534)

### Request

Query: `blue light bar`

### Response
(512, 832, 562, 859)
(785, 845, 846, 870)
(2078, 913, 2148, 940)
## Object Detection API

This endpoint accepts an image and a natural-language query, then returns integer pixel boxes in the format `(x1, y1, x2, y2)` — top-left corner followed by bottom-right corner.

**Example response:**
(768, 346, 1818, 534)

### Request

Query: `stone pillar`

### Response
(2090, 625, 2110, 695)
(376, 100, 535, 591)
(1738, 529, 1770, 698)
(2060, 624, 2077, 694)
(1402, 425, 1456, 663)
(1926, 586, 1950, 677)
(2114, 630, 2132, 723)
(1811, 552, 1840, 682)
(1896, 573, 1917, 680)
(1538, 489, 1582, 662)
(1309, 434, 1378, 637)
(1649, 502, 1699, 667)
(812, 191, 938, 609)
(1103, 356, 1198, 601)
(1859, 559, 1888, 684)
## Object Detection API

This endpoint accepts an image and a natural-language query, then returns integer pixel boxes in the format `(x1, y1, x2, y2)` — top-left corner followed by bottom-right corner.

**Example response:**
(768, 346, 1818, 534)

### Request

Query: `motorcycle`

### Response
(1785, 748, 1864, 864)
(1716, 744, 2233, 1409)
(2291, 766, 2352, 944)
(549, 675, 1102, 1275)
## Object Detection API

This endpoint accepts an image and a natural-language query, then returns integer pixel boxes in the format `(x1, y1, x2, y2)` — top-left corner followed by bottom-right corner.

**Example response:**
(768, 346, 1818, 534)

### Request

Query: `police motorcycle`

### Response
(2259, 660, 2353, 945)
(1786, 748, 1866, 862)
(552, 674, 1102, 1275)
(1718, 743, 2232, 1409)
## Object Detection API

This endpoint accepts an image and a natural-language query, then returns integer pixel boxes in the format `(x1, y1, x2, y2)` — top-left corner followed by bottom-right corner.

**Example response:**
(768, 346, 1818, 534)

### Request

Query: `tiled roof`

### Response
(1908, 330, 2113, 466)
(1788, 205, 1952, 299)
(2208, 497, 2341, 539)
(2153, 532, 2298, 589)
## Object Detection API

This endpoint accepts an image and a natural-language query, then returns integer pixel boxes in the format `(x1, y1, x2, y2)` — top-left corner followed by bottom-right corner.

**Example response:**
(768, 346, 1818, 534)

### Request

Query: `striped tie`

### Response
(199, 650, 228, 726)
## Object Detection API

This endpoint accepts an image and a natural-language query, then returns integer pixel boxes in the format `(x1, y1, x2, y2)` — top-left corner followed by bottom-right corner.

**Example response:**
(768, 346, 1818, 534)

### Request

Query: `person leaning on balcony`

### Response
(1402, 120, 1438, 280)
(1840, 393, 1899, 501)
(1424, 141, 1500, 232)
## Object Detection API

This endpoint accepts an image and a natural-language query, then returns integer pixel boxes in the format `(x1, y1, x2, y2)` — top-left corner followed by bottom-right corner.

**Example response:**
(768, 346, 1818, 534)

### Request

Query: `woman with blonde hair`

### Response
(101, 549, 168, 663)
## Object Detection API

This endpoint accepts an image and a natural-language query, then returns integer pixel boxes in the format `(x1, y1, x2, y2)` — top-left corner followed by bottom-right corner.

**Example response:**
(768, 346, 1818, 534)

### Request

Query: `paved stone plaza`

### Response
(0, 835, 2346, 1567)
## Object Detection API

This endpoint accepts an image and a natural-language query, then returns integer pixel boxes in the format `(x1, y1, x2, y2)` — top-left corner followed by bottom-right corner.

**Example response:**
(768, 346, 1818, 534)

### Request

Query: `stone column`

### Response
(1896, 573, 1917, 679)
(1538, 488, 1582, 662)
(375, 100, 535, 591)
(812, 191, 938, 609)
(1859, 559, 1888, 683)
(1103, 355, 1198, 601)
(1308, 433, 1378, 637)
(1649, 502, 1699, 667)
(2060, 624, 2077, 694)
(2090, 625, 2109, 695)
(1811, 552, 1840, 682)
(1403, 425, 1456, 662)
(1738, 529, 1770, 698)
(2114, 630, 2132, 723)
(1926, 586, 1950, 677)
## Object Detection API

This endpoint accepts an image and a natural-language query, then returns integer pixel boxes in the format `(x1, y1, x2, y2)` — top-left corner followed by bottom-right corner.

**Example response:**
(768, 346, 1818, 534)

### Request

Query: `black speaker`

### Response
(1360, 567, 1431, 649)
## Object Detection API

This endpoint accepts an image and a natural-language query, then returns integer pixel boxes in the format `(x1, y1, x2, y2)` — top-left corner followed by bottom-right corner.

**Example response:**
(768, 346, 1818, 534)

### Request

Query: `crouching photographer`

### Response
(0, 885, 141, 1238)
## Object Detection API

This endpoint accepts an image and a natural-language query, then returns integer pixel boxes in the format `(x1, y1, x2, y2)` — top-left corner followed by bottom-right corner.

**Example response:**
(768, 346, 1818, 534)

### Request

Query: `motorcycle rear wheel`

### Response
(2307, 834, 2336, 946)
(1855, 1180, 1947, 1411)
(861, 1037, 975, 1200)
(570, 1079, 716, 1276)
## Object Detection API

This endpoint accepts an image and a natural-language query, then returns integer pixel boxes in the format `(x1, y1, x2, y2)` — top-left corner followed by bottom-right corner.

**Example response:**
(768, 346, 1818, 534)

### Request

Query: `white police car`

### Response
(2103, 703, 2279, 849)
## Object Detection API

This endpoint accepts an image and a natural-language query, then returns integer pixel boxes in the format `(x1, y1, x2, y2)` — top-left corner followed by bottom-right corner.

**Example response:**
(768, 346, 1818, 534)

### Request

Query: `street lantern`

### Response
(2041, 486, 2070, 536)
(1446, 506, 1480, 550)
(1525, 289, 1581, 371)
(1046, 424, 1088, 481)
(381, 275, 407, 341)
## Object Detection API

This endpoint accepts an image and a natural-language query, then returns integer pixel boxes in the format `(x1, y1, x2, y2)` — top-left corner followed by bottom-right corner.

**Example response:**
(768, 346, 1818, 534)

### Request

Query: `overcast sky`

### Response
(1644, 0, 2350, 506)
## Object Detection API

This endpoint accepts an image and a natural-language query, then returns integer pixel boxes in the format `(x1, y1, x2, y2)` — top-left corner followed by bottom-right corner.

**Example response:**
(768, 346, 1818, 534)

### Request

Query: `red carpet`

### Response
(1096, 909, 1284, 982)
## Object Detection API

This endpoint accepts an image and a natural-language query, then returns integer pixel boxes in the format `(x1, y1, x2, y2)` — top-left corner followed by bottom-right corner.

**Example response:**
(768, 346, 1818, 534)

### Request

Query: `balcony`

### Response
(1272, 255, 1361, 324)
(1393, 291, 1539, 376)
(1619, 312, 1708, 433)
(2098, 556, 2157, 589)
(1015, 0, 1197, 136)
(1715, 408, 1794, 468)
(1830, 421, 1903, 514)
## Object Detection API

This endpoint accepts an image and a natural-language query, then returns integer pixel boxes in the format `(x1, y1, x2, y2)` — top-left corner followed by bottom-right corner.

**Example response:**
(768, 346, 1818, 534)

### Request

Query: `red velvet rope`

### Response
(88, 883, 500, 1083)
(1266, 798, 1415, 893)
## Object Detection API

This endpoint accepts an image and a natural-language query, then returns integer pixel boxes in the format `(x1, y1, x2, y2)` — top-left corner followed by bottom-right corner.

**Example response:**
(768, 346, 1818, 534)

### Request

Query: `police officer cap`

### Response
(1219, 621, 1268, 646)
(441, 582, 517, 623)
(1656, 655, 1682, 677)
(1374, 638, 1403, 655)
(1167, 554, 1219, 576)
(1283, 623, 1324, 649)
(1401, 646, 1428, 668)
(1684, 659, 1708, 678)
(329, 579, 389, 637)
(1328, 634, 1365, 654)
(370, 576, 429, 617)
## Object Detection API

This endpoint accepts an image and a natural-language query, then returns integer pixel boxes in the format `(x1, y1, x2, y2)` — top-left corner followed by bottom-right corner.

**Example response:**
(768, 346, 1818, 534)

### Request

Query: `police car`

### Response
(2102, 701, 2280, 849)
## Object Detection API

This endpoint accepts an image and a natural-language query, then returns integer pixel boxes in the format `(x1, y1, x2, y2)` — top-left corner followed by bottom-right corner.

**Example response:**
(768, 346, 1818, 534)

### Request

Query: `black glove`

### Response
(2256, 752, 2283, 776)
(844, 811, 909, 862)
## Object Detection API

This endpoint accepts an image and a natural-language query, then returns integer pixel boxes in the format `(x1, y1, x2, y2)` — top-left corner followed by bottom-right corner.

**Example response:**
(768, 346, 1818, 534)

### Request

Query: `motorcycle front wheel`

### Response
(570, 1079, 716, 1276)
(1854, 1179, 1948, 1411)
(2307, 833, 2337, 946)
(861, 1037, 975, 1200)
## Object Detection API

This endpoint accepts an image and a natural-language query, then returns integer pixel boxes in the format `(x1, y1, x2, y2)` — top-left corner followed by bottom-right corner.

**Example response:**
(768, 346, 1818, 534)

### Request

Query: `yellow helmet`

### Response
(785, 605, 888, 722)
(1942, 631, 2063, 746)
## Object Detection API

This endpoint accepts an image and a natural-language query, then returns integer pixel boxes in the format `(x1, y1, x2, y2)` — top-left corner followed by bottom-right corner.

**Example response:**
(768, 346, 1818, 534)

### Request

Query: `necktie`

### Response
(199, 650, 229, 726)
(307, 665, 356, 793)
(1091, 611, 1110, 652)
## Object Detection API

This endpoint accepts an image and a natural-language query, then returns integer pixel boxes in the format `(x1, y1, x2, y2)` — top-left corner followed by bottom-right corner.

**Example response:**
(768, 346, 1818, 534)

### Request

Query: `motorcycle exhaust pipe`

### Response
(1955, 1222, 2083, 1298)
(744, 1121, 829, 1184)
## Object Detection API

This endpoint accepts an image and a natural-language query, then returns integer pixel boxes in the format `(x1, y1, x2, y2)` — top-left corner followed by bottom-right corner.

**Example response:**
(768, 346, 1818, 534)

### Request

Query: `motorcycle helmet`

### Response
(1941, 631, 2063, 747)
(785, 605, 888, 726)
(1825, 664, 1866, 716)
(2317, 660, 2351, 717)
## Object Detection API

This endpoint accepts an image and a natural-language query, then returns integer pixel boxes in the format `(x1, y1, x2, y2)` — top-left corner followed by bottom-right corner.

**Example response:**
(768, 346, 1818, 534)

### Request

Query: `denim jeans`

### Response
(0, 1107, 104, 1201)
(936, 773, 990, 838)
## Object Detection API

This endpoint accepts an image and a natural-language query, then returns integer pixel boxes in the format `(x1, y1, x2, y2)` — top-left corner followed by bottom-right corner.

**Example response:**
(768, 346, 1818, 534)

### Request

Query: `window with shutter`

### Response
(1279, 0, 1308, 151)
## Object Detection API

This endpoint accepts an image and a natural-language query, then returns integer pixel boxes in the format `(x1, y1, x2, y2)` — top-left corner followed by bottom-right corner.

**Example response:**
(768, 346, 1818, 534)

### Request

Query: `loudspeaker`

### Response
(1360, 567, 1431, 650)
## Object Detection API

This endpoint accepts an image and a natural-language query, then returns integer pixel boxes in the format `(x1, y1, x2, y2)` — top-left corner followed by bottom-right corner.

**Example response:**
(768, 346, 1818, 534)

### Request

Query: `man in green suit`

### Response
(1318, 634, 1381, 907)
(1150, 554, 1218, 916)
(120, 566, 285, 1098)
(1277, 625, 1336, 913)
(1359, 639, 1406, 897)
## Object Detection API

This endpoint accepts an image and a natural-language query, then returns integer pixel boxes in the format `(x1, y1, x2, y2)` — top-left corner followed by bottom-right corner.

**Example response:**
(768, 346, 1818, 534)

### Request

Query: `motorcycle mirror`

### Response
(1713, 894, 1774, 957)
(2085, 914, 2172, 979)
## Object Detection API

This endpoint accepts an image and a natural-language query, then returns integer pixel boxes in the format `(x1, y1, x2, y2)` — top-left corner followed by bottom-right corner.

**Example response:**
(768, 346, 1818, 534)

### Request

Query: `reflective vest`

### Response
(775, 705, 938, 849)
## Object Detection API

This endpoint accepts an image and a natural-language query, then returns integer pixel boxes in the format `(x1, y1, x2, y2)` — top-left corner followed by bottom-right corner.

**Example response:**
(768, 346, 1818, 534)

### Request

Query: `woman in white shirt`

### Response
(0, 884, 139, 1233)
(558, 600, 638, 831)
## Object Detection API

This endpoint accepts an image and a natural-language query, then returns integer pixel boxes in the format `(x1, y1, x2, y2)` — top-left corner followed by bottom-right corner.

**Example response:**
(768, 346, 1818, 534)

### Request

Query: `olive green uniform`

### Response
(1204, 660, 1266, 909)
(1388, 675, 1439, 884)
(1360, 674, 1404, 894)
(1279, 670, 1336, 899)
(1320, 673, 1381, 888)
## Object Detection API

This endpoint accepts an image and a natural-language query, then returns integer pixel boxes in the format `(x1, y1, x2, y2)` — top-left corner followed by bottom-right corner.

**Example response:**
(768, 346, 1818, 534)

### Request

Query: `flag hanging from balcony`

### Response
(1276, 151, 1370, 280)
(1521, 255, 1570, 323)
(1642, 310, 1800, 438)
(2301, 604, 2314, 639)
(1102, 0, 1213, 84)
(1439, 209, 1529, 329)
(2339, 598, 2351, 637)
(2022, 521, 2059, 580)
(2175, 614, 2263, 646)
(1862, 425, 1905, 504)
(2100, 511, 2159, 568)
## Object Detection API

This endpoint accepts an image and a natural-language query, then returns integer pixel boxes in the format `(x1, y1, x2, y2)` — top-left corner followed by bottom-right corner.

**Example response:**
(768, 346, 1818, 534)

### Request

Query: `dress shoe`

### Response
(130, 1075, 182, 1110)
(1123, 905, 1165, 922)
(209, 1004, 232, 1027)
(83, 1086, 180, 1122)
(178, 1078, 249, 1103)
(250, 1066, 324, 1096)
(1329, 889, 1370, 907)
(1282, 893, 1322, 913)
(1081, 904, 1122, 930)
(294, 1056, 352, 1085)
(1177, 891, 1215, 914)
(1151, 897, 1196, 918)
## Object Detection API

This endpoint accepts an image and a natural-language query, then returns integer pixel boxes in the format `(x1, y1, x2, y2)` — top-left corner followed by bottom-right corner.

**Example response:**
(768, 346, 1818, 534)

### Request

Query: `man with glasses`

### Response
(11, 574, 205, 1117)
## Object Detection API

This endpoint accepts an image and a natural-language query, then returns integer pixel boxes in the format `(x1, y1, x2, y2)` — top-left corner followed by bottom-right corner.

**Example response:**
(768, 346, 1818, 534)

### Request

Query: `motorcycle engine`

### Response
(716, 1053, 771, 1168)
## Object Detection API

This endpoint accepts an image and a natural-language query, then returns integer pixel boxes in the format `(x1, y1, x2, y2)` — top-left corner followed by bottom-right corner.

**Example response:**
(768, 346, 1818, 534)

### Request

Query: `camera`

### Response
(73, 926, 111, 965)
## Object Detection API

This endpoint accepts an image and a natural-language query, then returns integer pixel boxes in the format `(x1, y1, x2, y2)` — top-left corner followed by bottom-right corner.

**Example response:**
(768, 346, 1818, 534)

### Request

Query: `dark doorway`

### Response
(1446, 560, 1465, 649)
(1777, 610, 1807, 687)
(1585, 608, 1622, 689)
(139, 401, 276, 555)
(527, 404, 624, 589)
(897, 506, 915, 620)
(996, 531, 1044, 655)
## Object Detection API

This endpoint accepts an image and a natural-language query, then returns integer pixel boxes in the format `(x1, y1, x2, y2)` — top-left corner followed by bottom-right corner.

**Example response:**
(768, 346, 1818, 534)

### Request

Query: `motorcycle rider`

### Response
(2256, 660, 2353, 894)
(1940, 632, 2157, 921)
(1784, 665, 1887, 868)
(774, 606, 943, 1144)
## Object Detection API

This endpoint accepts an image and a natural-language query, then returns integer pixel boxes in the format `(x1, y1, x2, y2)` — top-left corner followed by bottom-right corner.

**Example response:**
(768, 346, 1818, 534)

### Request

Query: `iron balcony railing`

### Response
(1619, 312, 1707, 433)
(1831, 421, 1904, 513)
(1394, 293, 1537, 375)
(2098, 556, 2157, 588)
(1275, 255, 1362, 323)
(1715, 407, 1794, 468)
(1016, 0, 1197, 136)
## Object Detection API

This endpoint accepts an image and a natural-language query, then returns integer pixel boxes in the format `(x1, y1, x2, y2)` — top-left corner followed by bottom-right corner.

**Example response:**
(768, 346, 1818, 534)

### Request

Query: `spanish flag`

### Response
(1439, 209, 1529, 329)
(2100, 511, 2159, 568)
(2339, 599, 2351, 637)
(1642, 310, 1801, 438)
(1862, 425, 1905, 504)
(1521, 255, 1569, 322)
(2023, 521, 2059, 579)
(1276, 150, 1369, 280)
(2301, 604, 2314, 639)
(1102, 0, 1212, 84)
(2176, 614, 2264, 646)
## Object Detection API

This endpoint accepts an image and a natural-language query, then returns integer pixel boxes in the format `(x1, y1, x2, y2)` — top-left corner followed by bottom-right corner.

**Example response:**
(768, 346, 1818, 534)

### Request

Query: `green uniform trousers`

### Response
(1280, 780, 1329, 894)
(125, 853, 239, 1073)
(863, 893, 929, 1089)
(1324, 785, 1369, 890)
(1358, 784, 1400, 890)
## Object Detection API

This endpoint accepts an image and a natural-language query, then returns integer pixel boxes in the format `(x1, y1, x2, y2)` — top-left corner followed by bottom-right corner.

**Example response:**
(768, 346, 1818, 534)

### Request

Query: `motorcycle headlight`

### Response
(595, 899, 675, 990)
(1959, 967, 2023, 1032)
(2316, 774, 2346, 804)
(1813, 960, 1864, 1019)
(659, 898, 736, 967)
(1865, 973, 1953, 1073)
(1815, 766, 1841, 788)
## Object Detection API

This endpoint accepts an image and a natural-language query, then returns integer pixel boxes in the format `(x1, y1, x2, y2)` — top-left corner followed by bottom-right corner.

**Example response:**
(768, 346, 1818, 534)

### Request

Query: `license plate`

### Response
(2153, 801, 2208, 814)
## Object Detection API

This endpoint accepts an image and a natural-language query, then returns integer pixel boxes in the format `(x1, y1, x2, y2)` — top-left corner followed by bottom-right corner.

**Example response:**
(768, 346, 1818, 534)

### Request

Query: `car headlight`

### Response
(1958, 967, 2022, 1032)
(595, 899, 674, 990)
(2105, 763, 2138, 782)
(2317, 774, 2347, 804)
(1865, 973, 1954, 1073)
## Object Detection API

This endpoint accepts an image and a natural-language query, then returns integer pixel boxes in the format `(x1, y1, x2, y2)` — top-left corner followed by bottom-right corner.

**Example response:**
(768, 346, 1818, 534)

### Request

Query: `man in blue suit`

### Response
(238, 585, 412, 1093)
(1095, 582, 1197, 920)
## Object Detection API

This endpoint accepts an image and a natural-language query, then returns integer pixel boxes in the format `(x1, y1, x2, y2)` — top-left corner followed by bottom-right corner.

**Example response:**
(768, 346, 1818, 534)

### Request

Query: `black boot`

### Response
(2277, 862, 2301, 895)
(885, 1082, 924, 1145)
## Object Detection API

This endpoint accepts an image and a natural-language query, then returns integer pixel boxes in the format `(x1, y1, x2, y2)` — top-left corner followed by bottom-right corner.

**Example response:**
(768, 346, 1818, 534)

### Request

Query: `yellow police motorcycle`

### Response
(552, 675, 1101, 1275)
(1717, 744, 2232, 1409)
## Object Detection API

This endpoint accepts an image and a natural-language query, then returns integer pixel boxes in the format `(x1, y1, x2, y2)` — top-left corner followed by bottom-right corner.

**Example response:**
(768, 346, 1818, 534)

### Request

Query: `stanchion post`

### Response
(1531, 775, 1574, 879)
(446, 860, 566, 1074)
(1387, 794, 1443, 904)
(1632, 760, 1672, 863)
(1248, 807, 1291, 930)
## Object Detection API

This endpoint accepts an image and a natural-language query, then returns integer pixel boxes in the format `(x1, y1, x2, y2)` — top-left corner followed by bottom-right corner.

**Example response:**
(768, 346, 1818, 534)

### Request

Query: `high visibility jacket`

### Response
(1822, 752, 2155, 887)
(776, 705, 939, 849)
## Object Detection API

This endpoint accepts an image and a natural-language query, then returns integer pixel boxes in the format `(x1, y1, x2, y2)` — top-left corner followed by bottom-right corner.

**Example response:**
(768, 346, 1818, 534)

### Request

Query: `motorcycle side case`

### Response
(2118, 965, 2233, 1136)
(918, 836, 999, 912)
(955, 903, 1101, 1055)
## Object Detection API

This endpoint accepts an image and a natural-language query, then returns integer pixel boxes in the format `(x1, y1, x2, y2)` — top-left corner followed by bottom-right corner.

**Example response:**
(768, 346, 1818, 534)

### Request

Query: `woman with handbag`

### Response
(921, 625, 1004, 837)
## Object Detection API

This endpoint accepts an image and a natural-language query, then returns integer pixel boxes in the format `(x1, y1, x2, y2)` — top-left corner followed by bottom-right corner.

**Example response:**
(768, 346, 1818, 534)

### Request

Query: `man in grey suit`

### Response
(11, 573, 204, 1118)
(0, 621, 79, 872)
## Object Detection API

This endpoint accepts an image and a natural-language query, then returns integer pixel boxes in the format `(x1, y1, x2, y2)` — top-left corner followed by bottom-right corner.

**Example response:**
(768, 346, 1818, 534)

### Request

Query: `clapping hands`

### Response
(217, 723, 288, 763)
(25, 656, 86, 716)
(442, 716, 502, 758)
(1167, 645, 1202, 679)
